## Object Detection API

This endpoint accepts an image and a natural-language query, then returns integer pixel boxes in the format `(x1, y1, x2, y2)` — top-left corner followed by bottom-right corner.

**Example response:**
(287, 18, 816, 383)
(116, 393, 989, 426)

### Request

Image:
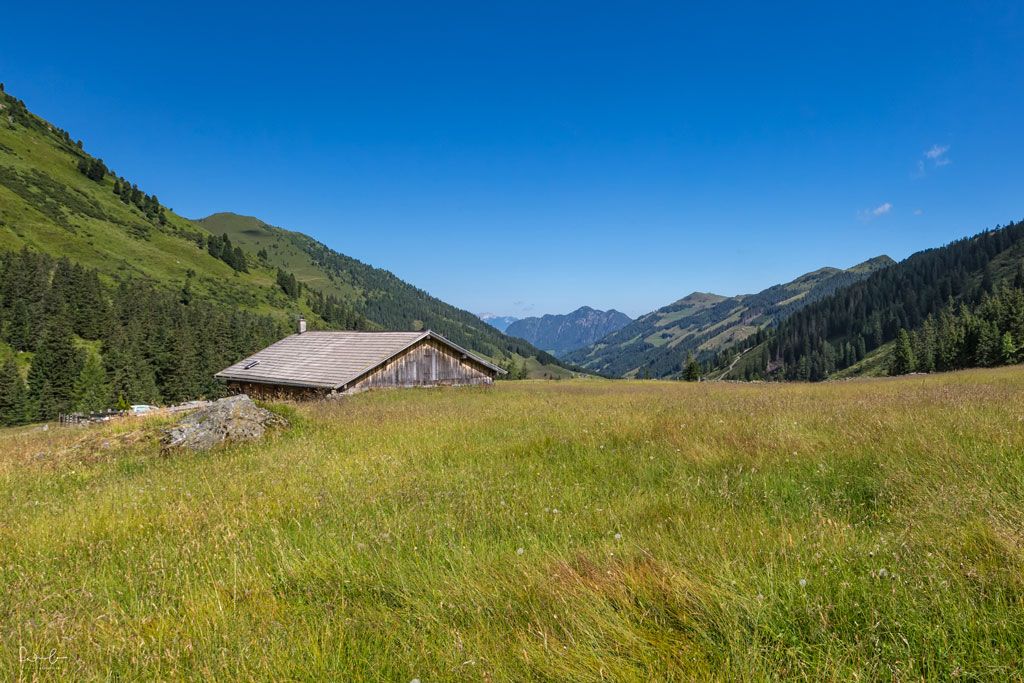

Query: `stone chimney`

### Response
(297, 316, 307, 334)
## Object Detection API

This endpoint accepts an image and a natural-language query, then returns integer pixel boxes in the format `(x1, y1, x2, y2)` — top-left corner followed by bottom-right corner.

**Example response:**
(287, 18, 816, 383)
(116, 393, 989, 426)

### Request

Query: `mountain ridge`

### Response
(505, 306, 632, 357)
(565, 256, 894, 378)
(716, 222, 1024, 381)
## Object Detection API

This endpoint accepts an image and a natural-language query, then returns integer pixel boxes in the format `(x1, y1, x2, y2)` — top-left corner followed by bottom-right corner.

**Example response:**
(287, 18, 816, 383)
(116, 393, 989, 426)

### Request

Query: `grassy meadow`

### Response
(2, 369, 1024, 680)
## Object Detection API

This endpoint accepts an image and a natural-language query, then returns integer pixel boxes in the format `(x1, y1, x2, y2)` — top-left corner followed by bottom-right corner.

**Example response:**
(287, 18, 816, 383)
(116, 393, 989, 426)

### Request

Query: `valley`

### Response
(566, 257, 894, 378)
(3, 4, 1023, 681)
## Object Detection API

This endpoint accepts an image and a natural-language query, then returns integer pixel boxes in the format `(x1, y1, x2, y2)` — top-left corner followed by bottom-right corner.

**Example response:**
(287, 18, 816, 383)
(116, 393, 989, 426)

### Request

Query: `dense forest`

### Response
(0, 249, 286, 425)
(271, 229, 562, 367)
(0, 244, 545, 425)
(889, 274, 1024, 376)
(720, 221, 1024, 381)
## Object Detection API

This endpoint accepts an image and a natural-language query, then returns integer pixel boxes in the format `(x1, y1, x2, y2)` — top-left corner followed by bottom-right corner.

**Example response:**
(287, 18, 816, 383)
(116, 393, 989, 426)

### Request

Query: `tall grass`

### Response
(2, 369, 1023, 680)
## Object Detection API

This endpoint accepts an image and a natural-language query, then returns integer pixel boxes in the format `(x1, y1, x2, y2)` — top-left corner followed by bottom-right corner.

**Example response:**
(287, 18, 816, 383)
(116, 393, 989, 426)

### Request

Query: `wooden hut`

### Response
(215, 327, 506, 399)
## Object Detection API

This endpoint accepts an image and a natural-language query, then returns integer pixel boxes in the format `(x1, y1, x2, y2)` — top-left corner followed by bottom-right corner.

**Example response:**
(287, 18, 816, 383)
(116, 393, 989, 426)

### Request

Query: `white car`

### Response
(130, 405, 156, 415)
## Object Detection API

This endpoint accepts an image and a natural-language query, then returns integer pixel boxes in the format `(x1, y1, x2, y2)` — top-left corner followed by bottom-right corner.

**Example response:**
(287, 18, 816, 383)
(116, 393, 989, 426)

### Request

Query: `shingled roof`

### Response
(215, 330, 504, 390)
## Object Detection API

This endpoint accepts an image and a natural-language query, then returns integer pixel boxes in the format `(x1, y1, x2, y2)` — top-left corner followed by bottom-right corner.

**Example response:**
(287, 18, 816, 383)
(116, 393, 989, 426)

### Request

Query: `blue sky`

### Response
(2, 2, 1022, 318)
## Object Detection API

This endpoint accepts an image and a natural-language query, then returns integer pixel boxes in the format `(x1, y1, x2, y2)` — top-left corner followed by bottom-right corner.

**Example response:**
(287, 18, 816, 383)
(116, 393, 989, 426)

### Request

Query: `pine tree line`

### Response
(77, 157, 108, 182)
(0, 248, 285, 425)
(305, 288, 368, 330)
(730, 221, 1024, 381)
(206, 233, 248, 272)
(276, 268, 301, 298)
(112, 177, 167, 226)
(889, 276, 1024, 375)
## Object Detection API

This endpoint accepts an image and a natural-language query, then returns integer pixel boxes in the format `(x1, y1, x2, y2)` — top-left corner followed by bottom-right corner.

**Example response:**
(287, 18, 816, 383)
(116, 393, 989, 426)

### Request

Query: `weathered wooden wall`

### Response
(227, 381, 330, 401)
(346, 338, 494, 393)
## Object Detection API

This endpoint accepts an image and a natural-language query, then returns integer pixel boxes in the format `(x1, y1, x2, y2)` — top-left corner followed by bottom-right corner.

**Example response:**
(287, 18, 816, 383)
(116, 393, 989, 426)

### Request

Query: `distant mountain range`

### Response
(566, 256, 894, 378)
(506, 307, 632, 357)
(480, 315, 520, 333)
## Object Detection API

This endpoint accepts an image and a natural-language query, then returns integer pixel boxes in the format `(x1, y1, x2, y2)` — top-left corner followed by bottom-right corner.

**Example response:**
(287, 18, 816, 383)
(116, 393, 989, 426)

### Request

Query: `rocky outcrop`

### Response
(162, 395, 287, 451)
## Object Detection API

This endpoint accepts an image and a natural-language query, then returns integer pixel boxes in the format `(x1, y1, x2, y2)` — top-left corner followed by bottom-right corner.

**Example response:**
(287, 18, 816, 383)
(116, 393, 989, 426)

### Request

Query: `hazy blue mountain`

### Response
(506, 307, 633, 357)
(479, 315, 520, 333)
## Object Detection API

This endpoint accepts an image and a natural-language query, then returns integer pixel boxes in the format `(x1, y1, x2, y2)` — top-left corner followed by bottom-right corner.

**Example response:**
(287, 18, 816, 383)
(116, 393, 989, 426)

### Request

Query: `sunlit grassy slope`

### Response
(0, 92, 567, 375)
(2, 368, 1024, 679)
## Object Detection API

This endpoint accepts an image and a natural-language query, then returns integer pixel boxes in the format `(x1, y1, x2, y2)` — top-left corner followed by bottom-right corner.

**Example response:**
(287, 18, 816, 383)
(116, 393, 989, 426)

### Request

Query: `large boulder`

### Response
(162, 395, 287, 451)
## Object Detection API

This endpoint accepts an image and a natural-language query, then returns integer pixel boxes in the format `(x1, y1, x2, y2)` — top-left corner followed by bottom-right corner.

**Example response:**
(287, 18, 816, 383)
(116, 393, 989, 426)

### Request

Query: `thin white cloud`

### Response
(915, 144, 951, 177)
(913, 208, 923, 215)
(859, 202, 893, 221)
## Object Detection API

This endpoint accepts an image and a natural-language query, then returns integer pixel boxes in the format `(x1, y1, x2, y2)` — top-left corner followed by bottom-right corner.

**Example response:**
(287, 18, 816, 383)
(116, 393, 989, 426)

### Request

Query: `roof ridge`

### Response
(215, 328, 504, 389)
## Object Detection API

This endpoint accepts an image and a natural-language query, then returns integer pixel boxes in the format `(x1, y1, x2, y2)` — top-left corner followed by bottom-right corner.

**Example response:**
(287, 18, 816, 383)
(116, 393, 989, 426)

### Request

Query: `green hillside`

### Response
(0, 91, 324, 321)
(718, 220, 1024, 381)
(566, 257, 893, 378)
(0, 86, 567, 410)
(194, 213, 569, 377)
(196, 213, 358, 302)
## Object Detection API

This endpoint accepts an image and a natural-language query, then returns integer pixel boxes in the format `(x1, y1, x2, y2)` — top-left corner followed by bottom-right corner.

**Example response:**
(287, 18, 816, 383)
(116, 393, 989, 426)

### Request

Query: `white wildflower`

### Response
(799, 578, 807, 587)
(516, 547, 524, 555)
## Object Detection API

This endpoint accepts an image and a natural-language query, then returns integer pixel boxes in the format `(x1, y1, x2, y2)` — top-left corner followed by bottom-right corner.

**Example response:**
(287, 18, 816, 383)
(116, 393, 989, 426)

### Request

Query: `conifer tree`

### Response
(975, 319, 1001, 366)
(276, 269, 300, 298)
(890, 329, 916, 375)
(27, 316, 85, 420)
(915, 317, 937, 372)
(232, 246, 248, 272)
(6, 299, 33, 351)
(104, 327, 161, 406)
(0, 357, 27, 426)
(1000, 332, 1018, 365)
(161, 324, 202, 402)
(980, 264, 995, 295)
(683, 353, 701, 381)
(74, 352, 110, 413)
(207, 235, 223, 260)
